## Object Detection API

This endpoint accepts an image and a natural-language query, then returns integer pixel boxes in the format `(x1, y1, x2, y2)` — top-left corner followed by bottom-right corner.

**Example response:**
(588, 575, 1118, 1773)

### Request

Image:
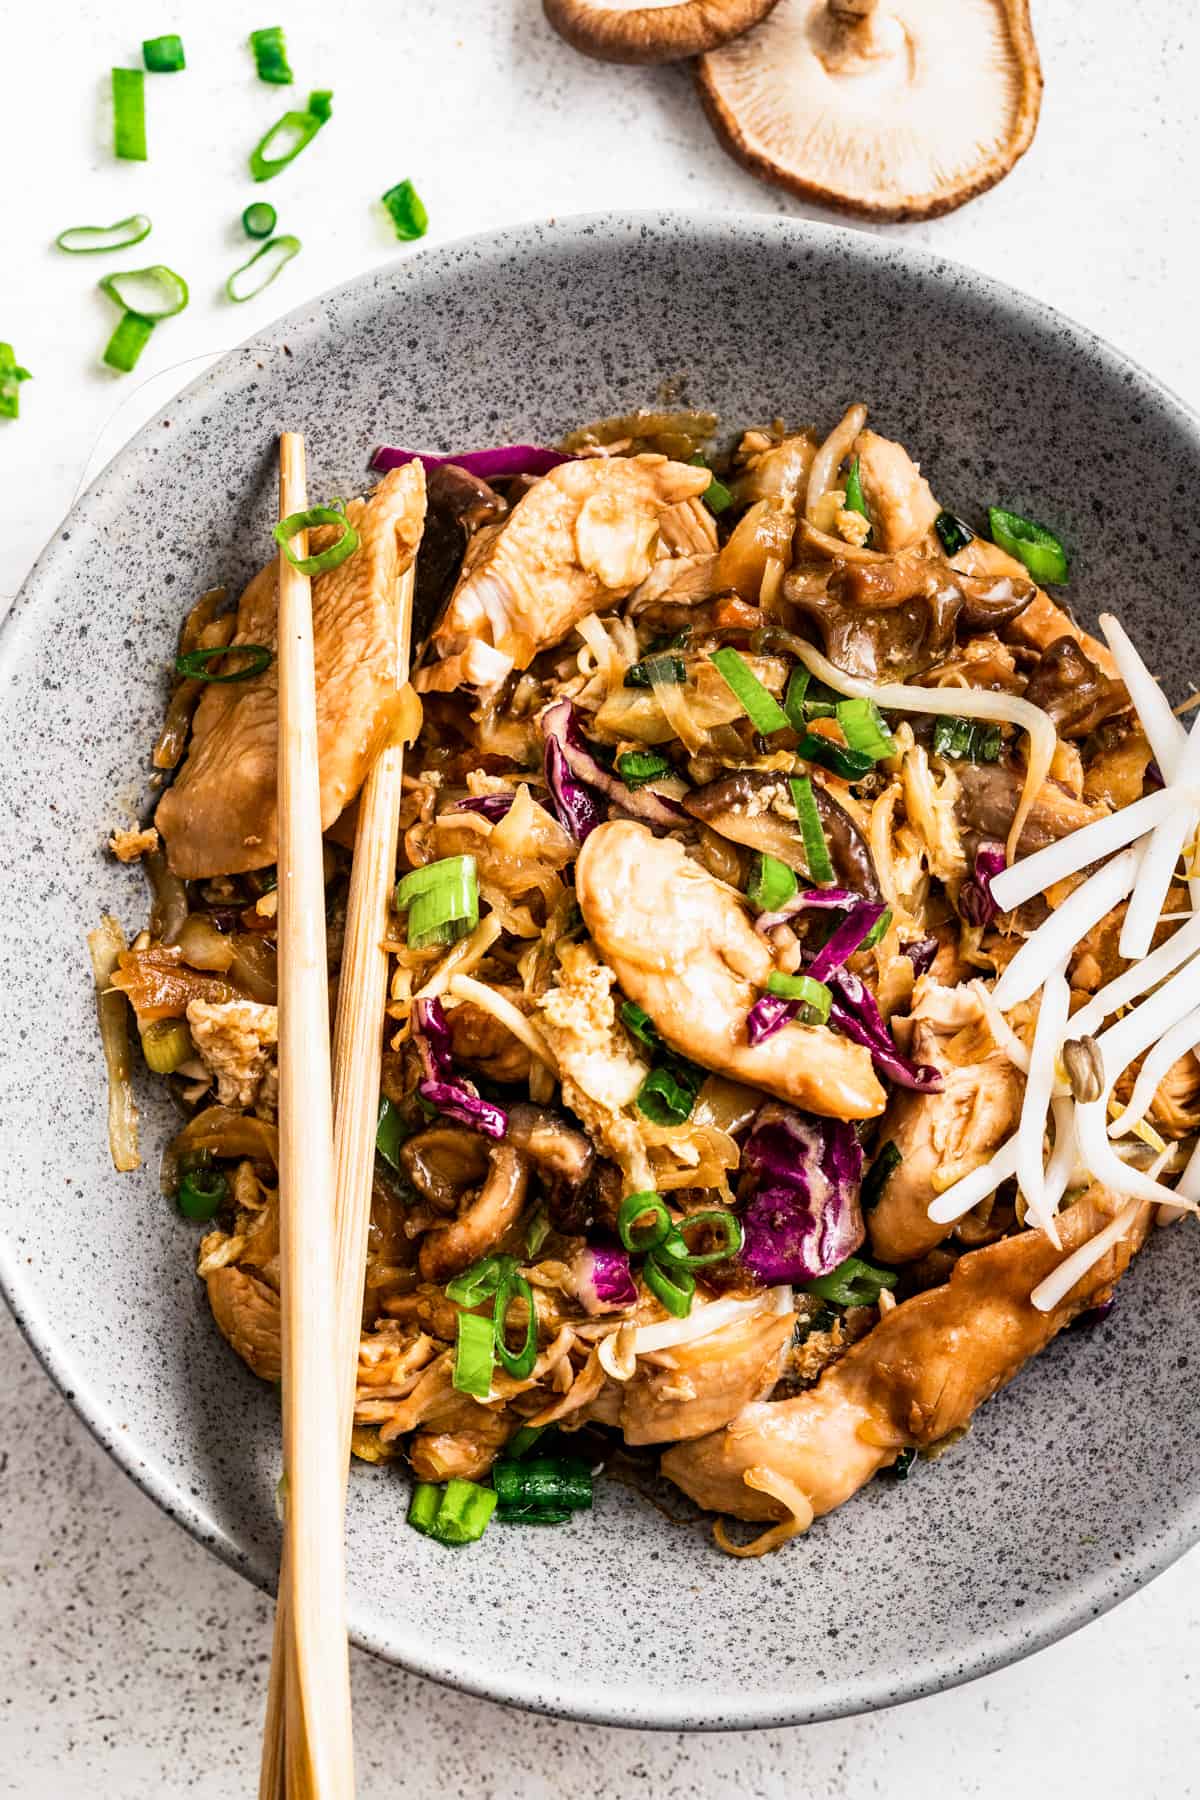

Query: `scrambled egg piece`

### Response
(108, 825, 160, 862)
(186, 997, 279, 1117)
(537, 939, 650, 1184)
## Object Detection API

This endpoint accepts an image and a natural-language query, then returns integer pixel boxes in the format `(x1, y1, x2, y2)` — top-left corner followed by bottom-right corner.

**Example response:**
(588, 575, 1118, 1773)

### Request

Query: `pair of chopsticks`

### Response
(261, 434, 415, 1796)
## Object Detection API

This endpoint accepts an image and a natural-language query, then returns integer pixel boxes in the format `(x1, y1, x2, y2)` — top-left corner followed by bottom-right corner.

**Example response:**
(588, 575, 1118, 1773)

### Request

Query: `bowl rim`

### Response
(3, 207, 1199, 1730)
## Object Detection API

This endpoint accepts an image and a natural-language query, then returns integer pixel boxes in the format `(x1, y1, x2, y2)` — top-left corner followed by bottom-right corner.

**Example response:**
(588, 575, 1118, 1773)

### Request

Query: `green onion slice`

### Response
(935, 511, 973, 556)
(636, 1063, 700, 1126)
(988, 506, 1069, 585)
(241, 201, 278, 240)
(893, 1446, 917, 1481)
(709, 647, 790, 735)
(657, 1210, 744, 1269)
(644, 1254, 695, 1318)
(619, 999, 661, 1052)
(99, 265, 189, 320)
(55, 213, 152, 254)
(307, 88, 333, 121)
(796, 732, 874, 782)
(524, 1205, 550, 1258)
(143, 34, 185, 72)
(747, 852, 798, 914)
(493, 1268, 538, 1380)
(835, 697, 896, 762)
(493, 1455, 593, 1515)
(861, 1140, 901, 1211)
(0, 343, 32, 419)
(376, 1094, 412, 1172)
(174, 643, 272, 683)
(382, 178, 429, 242)
(453, 1310, 495, 1398)
(859, 906, 892, 952)
(783, 665, 810, 730)
(249, 25, 293, 84)
(615, 749, 672, 787)
(806, 1254, 899, 1309)
(445, 1252, 513, 1308)
(617, 1191, 671, 1255)
(226, 233, 301, 302)
(435, 1478, 498, 1544)
(178, 1166, 228, 1221)
(505, 1424, 548, 1461)
(790, 775, 835, 887)
(843, 457, 872, 542)
(408, 1481, 442, 1535)
(395, 853, 479, 951)
(273, 500, 358, 574)
(765, 971, 832, 1026)
(396, 854, 476, 906)
(249, 101, 329, 181)
(103, 312, 155, 373)
(624, 652, 686, 689)
(688, 453, 733, 515)
(112, 68, 147, 160)
(931, 716, 1003, 763)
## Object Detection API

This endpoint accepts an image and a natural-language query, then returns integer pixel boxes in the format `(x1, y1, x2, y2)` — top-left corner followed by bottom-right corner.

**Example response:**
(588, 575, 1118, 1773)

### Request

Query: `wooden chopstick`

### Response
(264, 432, 355, 1799)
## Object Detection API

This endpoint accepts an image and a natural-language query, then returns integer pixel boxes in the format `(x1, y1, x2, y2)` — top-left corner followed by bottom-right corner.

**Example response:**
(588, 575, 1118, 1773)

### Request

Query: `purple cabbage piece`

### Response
(452, 793, 514, 823)
(739, 1104, 865, 1283)
(827, 969, 943, 1093)
(958, 839, 1007, 928)
(806, 901, 887, 984)
(902, 935, 939, 979)
(540, 698, 683, 831)
(754, 887, 863, 935)
(412, 997, 508, 1139)
(573, 1247, 638, 1315)
(370, 444, 574, 481)
(746, 992, 797, 1045)
(544, 731, 605, 844)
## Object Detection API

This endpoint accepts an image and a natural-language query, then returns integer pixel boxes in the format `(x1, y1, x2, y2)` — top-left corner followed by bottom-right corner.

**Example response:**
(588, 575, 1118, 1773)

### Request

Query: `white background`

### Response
(2, 2, 1198, 1793)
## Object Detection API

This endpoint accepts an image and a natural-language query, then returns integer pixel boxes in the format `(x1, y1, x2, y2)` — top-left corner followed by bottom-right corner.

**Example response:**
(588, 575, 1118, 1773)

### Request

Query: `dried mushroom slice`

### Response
(697, 0, 1043, 221)
(544, 0, 781, 65)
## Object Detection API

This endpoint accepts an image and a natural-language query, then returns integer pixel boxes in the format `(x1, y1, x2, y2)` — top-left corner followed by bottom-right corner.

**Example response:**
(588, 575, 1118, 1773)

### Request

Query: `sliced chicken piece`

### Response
(415, 455, 710, 693)
(621, 1307, 794, 1445)
(157, 463, 426, 877)
(409, 1407, 512, 1482)
(663, 1183, 1147, 1530)
(658, 495, 719, 555)
(206, 1264, 281, 1382)
(851, 429, 940, 552)
(575, 821, 886, 1121)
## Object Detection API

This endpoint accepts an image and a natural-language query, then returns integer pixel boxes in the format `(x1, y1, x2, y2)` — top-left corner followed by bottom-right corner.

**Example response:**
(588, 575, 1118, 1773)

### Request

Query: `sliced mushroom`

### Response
(955, 759, 1107, 857)
(417, 1142, 530, 1283)
(506, 1103, 595, 1185)
(413, 463, 507, 652)
(545, 0, 780, 64)
(682, 768, 879, 897)
(1022, 636, 1129, 739)
(401, 1125, 491, 1212)
(697, 0, 1042, 222)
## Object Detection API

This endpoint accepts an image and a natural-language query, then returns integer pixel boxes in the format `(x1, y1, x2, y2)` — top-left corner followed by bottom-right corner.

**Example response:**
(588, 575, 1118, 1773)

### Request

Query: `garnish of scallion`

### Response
(382, 179, 429, 242)
(931, 716, 1003, 763)
(747, 852, 797, 913)
(249, 92, 332, 181)
(55, 214, 152, 254)
(273, 499, 358, 574)
(765, 970, 832, 1026)
(241, 201, 278, 240)
(835, 697, 896, 762)
(790, 774, 835, 887)
(142, 34, 186, 73)
(935, 510, 974, 556)
(175, 644, 273, 683)
(99, 265, 189, 320)
(249, 25, 293, 84)
(102, 313, 155, 374)
(408, 1478, 497, 1545)
(111, 68, 147, 160)
(687, 452, 733, 515)
(0, 344, 33, 420)
(806, 1254, 898, 1309)
(709, 647, 790, 735)
(395, 854, 480, 951)
(615, 749, 671, 788)
(988, 506, 1069, 585)
(226, 233, 301, 302)
(452, 1310, 495, 1398)
(842, 456, 872, 542)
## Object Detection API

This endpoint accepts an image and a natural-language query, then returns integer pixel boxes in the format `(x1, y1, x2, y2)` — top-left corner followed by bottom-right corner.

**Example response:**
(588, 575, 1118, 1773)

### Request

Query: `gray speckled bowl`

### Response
(3, 213, 1199, 1730)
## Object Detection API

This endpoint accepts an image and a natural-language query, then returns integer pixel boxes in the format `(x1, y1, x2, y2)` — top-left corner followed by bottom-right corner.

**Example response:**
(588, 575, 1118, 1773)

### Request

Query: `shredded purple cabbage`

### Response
(541, 699, 683, 831)
(370, 444, 574, 481)
(827, 969, 943, 1093)
(452, 793, 514, 823)
(739, 1104, 865, 1282)
(902, 935, 939, 979)
(573, 1247, 638, 1315)
(745, 992, 797, 1045)
(544, 730, 605, 844)
(754, 888, 863, 934)
(412, 998, 508, 1138)
(806, 901, 887, 983)
(958, 839, 1007, 929)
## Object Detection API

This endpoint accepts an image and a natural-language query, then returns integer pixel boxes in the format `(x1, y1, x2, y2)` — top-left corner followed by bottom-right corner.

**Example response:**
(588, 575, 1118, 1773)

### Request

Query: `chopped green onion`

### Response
(935, 511, 974, 556)
(241, 201, 278, 240)
(249, 96, 331, 181)
(861, 1140, 901, 1211)
(376, 1094, 413, 1172)
(141, 1016, 192, 1073)
(783, 665, 810, 730)
(617, 1191, 672, 1255)
(445, 1253, 513, 1308)
(493, 1267, 538, 1380)
(112, 68, 147, 160)
(931, 716, 1003, 763)
(859, 906, 892, 951)
(249, 25, 293, 84)
(453, 1310, 495, 1398)
(226, 233, 301, 302)
(635, 1063, 700, 1126)
(307, 88, 333, 122)
(99, 265, 189, 320)
(709, 647, 790, 735)
(0, 344, 32, 420)
(493, 1455, 593, 1516)
(893, 1446, 917, 1481)
(55, 214, 152, 254)
(790, 775, 835, 887)
(835, 698, 896, 762)
(396, 854, 475, 905)
(643, 1254, 695, 1318)
(806, 1254, 898, 1309)
(408, 1478, 497, 1545)
(102, 312, 155, 373)
(657, 1210, 744, 1269)
(496, 1507, 573, 1526)
(505, 1424, 548, 1460)
(615, 749, 672, 787)
(142, 34, 185, 72)
(174, 644, 272, 683)
(395, 853, 479, 951)
(765, 970, 832, 1026)
(273, 500, 358, 574)
(178, 1165, 228, 1221)
(843, 457, 872, 542)
(988, 506, 1069, 585)
(795, 732, 875, 782)
(408, 1481, 442, 1534)
(524, 1205, 550, 1258)
(688, 453, 733, 515)
(619, 999, 661, 1052)
(382, 179, 429, 242)
(624, 653, 686, 689)
(747, 852, 798, 914)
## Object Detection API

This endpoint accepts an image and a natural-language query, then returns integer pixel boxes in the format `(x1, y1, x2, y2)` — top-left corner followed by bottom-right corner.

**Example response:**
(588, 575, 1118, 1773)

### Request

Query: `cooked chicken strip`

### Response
(415, 454, 710, 693)
(852, 429, 940, 552)
(663, 1184, 1147, 1530)
(206, 1263, 281, 1382)
(157, 462, 425, 877)
(620, 1308, 794, 1445)
(575, 821, 885, 1121)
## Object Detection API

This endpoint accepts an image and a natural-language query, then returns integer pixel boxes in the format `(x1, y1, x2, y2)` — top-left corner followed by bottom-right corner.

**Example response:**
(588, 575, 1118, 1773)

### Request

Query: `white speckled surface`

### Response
(3, 0, 1200, 1791)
